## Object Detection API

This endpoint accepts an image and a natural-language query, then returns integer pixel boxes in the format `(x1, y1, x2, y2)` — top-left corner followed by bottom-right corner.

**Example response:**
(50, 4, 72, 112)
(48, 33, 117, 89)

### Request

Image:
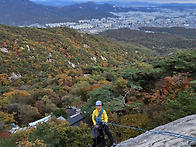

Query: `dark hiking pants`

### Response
(92, 124, 114, 147)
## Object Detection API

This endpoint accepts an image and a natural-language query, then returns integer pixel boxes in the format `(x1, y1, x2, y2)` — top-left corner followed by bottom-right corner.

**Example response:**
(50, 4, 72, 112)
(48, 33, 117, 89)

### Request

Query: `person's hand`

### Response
(102, 121, 107, 125)
(94, 125, 99, 128)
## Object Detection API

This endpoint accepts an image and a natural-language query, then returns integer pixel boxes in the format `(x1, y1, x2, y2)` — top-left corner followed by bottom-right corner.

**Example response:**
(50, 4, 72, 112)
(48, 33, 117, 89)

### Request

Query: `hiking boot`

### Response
(111, 142, 117, 147)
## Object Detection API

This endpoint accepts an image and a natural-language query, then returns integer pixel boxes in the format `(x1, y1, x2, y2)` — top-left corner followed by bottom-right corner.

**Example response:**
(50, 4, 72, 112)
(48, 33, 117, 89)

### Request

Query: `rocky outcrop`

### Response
(0, 47, 9, 53)
(117, 114, 196, 147)
(9, 72, 21, 80)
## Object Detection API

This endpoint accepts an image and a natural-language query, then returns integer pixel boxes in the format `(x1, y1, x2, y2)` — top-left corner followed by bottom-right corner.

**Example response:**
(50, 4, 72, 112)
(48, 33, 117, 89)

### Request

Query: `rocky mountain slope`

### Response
(117, 114, 196, 147)
(1, 24, 150, 78)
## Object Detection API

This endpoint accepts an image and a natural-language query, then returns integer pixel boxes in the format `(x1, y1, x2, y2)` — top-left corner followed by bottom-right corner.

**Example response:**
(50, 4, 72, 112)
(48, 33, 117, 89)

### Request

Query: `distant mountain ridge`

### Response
(63, 1, 161, 13)
(0, 0, 64, 26)
(31, 0, 196, 8)
(160, 3, 196, 9)
(2, 0, 196, 26)
(30, 0, 76, 7)
(30, 0, 160, 7)
(65, 1, 122, 12)
(0, 0, 115, 26)
(0, 0, 196, 26)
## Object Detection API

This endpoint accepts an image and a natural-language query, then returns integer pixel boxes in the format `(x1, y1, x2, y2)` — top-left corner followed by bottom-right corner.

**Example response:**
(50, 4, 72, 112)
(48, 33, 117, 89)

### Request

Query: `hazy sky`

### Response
(30, 0, 196, 4)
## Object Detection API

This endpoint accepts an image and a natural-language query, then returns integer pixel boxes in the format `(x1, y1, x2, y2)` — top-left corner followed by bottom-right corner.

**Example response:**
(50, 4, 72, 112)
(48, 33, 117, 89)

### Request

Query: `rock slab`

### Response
(117, 114, 196, 147)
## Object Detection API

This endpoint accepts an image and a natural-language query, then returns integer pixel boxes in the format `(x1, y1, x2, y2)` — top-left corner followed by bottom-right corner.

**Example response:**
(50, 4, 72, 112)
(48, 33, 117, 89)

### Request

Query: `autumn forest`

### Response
(0, 24, 196, 146)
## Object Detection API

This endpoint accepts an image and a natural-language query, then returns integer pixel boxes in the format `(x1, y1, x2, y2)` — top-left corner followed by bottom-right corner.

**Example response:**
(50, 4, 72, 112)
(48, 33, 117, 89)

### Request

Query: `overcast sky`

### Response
(30, 0, 196, 4)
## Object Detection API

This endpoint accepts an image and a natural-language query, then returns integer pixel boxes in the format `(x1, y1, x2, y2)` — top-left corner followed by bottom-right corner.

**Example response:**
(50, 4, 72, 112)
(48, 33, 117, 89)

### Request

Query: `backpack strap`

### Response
(94, 108, 104, 125)
(98, 108, 103, 117)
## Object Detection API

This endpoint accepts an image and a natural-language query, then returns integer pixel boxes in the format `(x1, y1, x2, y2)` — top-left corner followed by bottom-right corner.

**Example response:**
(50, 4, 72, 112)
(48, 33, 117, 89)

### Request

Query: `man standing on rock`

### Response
(92, 100, 116, 147)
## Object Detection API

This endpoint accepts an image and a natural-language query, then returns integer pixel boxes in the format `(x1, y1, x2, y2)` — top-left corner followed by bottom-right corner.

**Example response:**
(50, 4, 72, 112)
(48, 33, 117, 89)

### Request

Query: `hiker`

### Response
(92, 100, 116, 147)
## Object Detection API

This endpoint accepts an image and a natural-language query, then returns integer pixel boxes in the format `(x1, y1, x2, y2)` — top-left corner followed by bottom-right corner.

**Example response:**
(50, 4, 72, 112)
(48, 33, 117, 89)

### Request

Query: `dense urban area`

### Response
(29, 8, 196, 33)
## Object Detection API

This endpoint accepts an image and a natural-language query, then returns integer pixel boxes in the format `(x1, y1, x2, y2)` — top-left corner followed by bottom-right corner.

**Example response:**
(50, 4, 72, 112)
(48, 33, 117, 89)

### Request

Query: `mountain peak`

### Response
(0, 0, 114, 26)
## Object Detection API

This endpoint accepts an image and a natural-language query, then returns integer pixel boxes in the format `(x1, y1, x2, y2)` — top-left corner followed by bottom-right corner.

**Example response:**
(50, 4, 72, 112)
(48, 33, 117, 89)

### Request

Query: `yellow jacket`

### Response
(92, 108, 108, 125)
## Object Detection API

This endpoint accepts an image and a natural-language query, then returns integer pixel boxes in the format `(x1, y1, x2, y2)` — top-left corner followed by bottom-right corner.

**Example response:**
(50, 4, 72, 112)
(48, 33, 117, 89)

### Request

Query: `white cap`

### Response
(96, 101, 102, 106)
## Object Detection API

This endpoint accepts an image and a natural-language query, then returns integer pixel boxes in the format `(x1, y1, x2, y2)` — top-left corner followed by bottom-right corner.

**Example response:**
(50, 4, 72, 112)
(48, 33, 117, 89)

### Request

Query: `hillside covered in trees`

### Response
(98, 27, 196, 56)
(0, 24, 156, 78)
(0, 25, 196, 146)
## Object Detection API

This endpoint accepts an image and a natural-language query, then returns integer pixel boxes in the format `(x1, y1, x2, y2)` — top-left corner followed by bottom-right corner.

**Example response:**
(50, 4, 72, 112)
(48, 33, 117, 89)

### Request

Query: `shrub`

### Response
(0, 130, 25, 147)
(7, 103, 41, 125)
(0, 111, 15, 132)
(0, 86, 10, 95)
(112, 77, 128, 96)
(53, 108, 67, 119)
(71, 81, 90, 101)
(114, 113, 152, 142)
(28, 121, 93, 147)
(154, 90, 196, 125)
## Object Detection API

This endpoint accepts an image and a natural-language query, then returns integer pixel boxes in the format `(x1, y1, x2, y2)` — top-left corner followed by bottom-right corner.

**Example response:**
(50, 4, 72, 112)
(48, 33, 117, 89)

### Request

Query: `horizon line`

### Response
(30, 0, 196, 4)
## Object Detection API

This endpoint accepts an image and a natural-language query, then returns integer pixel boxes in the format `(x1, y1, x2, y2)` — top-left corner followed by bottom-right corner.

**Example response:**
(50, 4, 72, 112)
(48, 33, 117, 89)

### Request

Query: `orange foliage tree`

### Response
(162, 73, 190, 100)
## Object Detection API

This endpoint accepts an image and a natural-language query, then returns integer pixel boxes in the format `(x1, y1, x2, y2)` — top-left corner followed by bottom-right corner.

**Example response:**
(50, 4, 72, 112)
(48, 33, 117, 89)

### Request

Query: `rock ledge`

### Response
(117, 114, 196, 147)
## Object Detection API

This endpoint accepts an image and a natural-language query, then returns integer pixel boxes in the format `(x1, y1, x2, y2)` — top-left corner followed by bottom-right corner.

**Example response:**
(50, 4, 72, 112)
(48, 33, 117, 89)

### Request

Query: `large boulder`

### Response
(117, 114, 196, 147)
